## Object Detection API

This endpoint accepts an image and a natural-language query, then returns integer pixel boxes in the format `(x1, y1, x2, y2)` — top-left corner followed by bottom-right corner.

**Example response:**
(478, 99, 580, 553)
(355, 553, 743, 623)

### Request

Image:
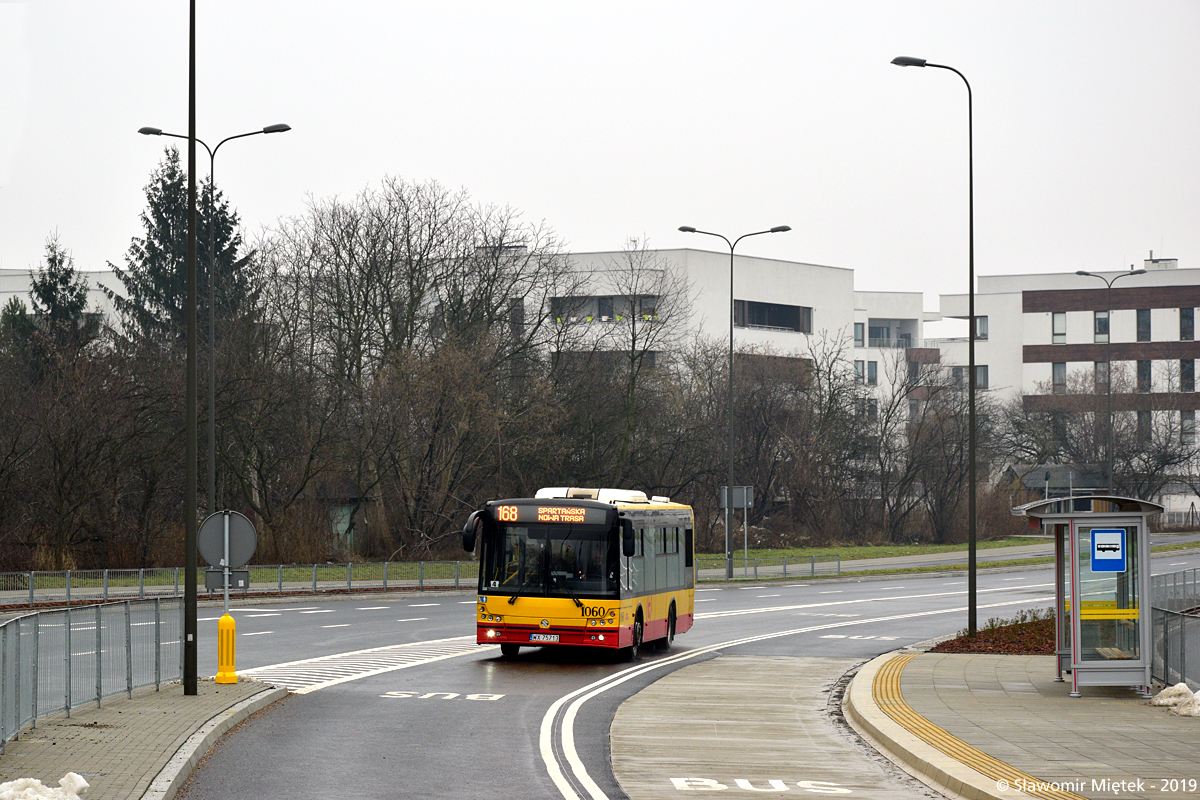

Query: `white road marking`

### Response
(1002, 577, 1028, 581)
(244, 613, 280, 617)
(242, 635, 490, 694)
(300, 609, 335, 614)
(396, 617, 428, 622)
(541, 593, 1054, 800)
(1169, 562, 1188, 566)
(757, 594, 780, 598)
(942, 581, 964, 585)
(458, 601, 477, 604)
(408, 603, 440, 607)
(322, 624, 351, 629)
(243, 631, 273, 636)
(696, 588, 723, 592)
(198, 617, 222, 622)
(356, 606, 391, 610)
(695, 599, 716, 602)
(818, 590, 842, 594)
(694, 582, 1054, 620)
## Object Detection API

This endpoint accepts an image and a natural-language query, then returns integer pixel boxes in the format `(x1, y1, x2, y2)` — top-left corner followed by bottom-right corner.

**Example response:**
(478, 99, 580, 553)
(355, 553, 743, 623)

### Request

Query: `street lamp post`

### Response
(891, 55, 979, 634)
(139, 124, 291, 515)
(1075, 268, 1148, 493)
(678, 225, 791, 578)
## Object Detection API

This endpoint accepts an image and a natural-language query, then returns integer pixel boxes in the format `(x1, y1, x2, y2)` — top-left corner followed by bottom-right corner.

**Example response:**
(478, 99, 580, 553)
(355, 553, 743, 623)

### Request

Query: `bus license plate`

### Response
(530, 633, 559, 642)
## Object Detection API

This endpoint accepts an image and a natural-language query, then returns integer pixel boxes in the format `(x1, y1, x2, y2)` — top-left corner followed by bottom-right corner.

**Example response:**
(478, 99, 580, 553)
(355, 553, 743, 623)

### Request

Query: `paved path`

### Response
(0, 679, 283, 800)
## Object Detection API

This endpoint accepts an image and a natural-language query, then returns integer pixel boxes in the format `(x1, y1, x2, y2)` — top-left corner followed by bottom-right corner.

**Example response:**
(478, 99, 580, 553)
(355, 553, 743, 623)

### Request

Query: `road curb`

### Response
(843, 652, 1028, 800)
(140, 684, 288, 800)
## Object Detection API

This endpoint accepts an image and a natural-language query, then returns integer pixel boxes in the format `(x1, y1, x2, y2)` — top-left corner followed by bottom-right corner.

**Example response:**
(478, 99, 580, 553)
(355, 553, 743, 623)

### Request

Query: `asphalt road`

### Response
(176, 548, 1200, 800)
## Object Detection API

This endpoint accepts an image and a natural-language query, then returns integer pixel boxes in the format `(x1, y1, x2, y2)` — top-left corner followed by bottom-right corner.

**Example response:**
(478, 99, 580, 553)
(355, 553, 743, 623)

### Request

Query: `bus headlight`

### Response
(486, 629, 497, 638)
(588, 620, 596, 626)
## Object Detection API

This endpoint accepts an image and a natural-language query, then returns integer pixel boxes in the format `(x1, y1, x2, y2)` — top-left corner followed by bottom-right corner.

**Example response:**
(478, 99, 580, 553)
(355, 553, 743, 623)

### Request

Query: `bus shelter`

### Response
(1012, 495, 1163, 697)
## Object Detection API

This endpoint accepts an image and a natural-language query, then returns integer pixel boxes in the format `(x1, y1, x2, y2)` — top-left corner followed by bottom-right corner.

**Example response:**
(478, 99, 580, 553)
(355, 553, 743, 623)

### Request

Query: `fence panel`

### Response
(0, 598, 183, 754)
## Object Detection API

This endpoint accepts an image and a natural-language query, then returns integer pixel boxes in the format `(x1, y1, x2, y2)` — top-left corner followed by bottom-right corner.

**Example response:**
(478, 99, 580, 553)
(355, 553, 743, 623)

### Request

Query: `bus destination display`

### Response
(493, 504, 607, 526)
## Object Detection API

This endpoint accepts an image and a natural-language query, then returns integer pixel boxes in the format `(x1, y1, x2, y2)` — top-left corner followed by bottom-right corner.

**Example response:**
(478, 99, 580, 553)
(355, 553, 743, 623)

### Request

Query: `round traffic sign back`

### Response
(198, 510, 258, 568)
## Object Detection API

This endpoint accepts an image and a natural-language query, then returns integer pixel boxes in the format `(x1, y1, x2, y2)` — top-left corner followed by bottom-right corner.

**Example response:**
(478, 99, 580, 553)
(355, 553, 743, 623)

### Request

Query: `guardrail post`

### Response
(125, 601, 133, 699)
(66, 570, 71, 605)
(65, 606, 71, 717)
(419, 562, 424, 591)
(455, 562, 460, 590)
(103, 570, 109, 602)
(810, 555, 815, 577)
(383, 561, 388, 591)
(174, 567, 179, 597)
(836, 555, 841, 576)
(782, 557, 787, 578)
(753, 559, 758, 580)
(139, 570, 145, 599)
(29, 572, 34, 607)
(347, 562, 352, 592)
(2, 624, 9, 749)
(278, 565, 283, 596)
(95, 605, 102, 708)
(154, 597, 161, 691)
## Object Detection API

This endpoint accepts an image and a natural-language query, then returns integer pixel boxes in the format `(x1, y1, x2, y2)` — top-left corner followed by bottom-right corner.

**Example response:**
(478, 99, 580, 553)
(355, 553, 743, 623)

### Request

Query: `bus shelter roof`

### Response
(1011, 495, 1164, 520)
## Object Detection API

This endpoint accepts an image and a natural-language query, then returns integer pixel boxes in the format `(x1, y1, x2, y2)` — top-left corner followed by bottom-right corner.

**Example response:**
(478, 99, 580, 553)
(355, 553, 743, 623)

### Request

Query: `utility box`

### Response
(1013, 495, 1163, 697)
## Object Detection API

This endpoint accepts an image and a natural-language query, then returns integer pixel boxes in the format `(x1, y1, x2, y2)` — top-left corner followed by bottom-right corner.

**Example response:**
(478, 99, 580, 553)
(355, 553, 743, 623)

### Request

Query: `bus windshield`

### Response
(482, 523, 619, 600)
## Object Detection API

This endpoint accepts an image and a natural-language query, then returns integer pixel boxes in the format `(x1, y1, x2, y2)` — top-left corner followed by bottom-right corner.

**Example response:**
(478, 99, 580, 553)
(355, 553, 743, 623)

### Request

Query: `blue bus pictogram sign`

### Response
(1090, 528, 1127, 573)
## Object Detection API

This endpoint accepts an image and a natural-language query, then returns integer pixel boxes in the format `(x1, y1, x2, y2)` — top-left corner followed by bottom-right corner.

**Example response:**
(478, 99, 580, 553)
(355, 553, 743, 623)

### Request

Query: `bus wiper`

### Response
(507, 576, 529, 605)
(551, 573, 583, 608)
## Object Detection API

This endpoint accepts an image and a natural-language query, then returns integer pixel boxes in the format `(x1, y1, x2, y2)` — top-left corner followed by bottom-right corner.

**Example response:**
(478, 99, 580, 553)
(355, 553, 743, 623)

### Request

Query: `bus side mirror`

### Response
(463, 511, 481, 553)
(621, 519, 636, 558)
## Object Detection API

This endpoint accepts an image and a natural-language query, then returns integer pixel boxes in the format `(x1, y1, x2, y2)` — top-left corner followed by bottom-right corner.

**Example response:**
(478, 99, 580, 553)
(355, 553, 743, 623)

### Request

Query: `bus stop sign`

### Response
(1091, 528, 1126, 573)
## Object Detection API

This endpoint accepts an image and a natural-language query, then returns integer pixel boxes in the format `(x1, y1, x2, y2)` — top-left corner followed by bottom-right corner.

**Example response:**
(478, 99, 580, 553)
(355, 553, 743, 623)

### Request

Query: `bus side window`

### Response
(684, 529, 694, 568)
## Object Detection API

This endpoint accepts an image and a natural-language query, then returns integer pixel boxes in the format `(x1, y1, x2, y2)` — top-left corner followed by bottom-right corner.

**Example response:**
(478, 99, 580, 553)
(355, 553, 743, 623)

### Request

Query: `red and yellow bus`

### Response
(462, 487, 694, 658)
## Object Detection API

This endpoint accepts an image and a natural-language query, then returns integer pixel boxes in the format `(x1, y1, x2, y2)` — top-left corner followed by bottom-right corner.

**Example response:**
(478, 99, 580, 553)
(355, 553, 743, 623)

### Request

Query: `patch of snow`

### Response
(0, 773, 88, 800)
(1171, 696, 1200, 717)
(1150, 682, 1194, 706)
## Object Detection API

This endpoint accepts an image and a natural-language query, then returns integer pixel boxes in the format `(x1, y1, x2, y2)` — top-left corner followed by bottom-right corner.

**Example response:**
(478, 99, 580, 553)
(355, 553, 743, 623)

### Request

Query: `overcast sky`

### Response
(2, 1, 1197, 315)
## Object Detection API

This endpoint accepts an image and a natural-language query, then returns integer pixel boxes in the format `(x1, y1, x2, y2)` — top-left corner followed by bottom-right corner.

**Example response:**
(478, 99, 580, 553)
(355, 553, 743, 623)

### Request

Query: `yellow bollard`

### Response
(215, 613, 237, 684)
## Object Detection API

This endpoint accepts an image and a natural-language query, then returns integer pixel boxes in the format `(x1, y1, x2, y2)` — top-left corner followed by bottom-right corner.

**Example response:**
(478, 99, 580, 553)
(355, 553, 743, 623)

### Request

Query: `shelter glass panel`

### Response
(1075, 525, 1139, 662)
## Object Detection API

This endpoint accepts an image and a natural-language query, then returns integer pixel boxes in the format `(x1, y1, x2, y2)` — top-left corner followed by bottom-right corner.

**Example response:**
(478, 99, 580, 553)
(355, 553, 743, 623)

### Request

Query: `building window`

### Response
(1094, 310, 1109, 343)
(1053, 312, 1066, 344)
(974, 365, 989, 390)
(1137, 410, 1151, 443)
(854, 323, 865, 347)
(735, 300, 811, 333)
(952, 366, 964, 388)
(1137, 309, 1151, 342)
(974, 316, 988, 341)
(1052, 362, 1066, 394)
(1095, 361, 1109, 392)
(1182, 308, 1194, 341)
(854, 360, 864, 383)
(1183, 410, 1196, 446)
(1137, 360, 1152, 392)
(868, 325, 890, 346)
(597, 296, 614, 320)
(867, 398, 878, 423)
(1183, 359, 1195, 393)
(908, 361, 920, 384)
(909, 398, 920, 421)
(867, 361, 878, 386)
(638, 295, 658, 320)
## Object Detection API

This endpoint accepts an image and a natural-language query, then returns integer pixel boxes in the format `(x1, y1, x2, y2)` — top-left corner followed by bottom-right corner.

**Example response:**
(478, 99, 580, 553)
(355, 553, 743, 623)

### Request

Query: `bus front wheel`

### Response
(500, 643, 520, 658)
(626, 615, 643, 661)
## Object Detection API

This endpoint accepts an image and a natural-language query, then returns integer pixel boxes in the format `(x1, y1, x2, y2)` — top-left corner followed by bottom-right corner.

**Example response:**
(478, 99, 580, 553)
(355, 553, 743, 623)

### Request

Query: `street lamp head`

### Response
(678, 226, 697, 233)
(1076, 270, 1094, 277)
(1130, 268, 1147, 276)
(262, 124, 291, 134)
(770, 225, 791, 233)
(138, 127, 163, 136)
(891, 56, 927, 68)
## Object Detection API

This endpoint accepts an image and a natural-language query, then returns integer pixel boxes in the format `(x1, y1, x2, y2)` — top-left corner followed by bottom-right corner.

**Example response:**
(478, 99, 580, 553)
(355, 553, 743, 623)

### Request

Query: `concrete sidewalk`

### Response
(844, 651, 1200, 800)
(0, 679, 284, 800)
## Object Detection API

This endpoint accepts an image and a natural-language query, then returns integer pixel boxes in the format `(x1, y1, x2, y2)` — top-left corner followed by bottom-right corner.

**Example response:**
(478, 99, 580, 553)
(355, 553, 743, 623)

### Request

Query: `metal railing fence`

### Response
(0, 562, 480, 609)
(0, 597, 182, 754)
(694, 554, 841, 580)
(1151, 568, 1200, 688)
